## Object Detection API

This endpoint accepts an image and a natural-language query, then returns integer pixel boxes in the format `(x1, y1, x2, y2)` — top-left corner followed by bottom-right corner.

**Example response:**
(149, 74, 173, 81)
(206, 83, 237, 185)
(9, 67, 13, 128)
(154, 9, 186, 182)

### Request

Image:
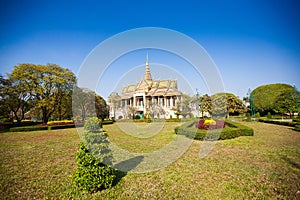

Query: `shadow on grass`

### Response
(281, 156, 300, 170)
(112, 156, 144, 186)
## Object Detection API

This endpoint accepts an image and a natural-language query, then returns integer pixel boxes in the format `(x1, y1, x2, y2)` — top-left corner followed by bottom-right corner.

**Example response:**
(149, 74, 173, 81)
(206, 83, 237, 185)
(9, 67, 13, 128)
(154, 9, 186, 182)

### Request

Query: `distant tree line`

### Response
(174, 92, 247, 118)
(0, 63, 108, 124)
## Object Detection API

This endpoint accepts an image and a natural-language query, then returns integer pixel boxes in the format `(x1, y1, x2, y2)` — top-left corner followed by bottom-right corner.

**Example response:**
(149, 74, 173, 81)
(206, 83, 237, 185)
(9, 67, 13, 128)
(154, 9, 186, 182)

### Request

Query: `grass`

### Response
(0, 122, 299, 199)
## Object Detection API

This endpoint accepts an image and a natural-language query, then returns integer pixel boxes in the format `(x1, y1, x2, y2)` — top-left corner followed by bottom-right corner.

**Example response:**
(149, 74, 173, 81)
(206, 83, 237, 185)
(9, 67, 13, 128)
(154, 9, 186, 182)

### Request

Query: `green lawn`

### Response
(0, 122, 299, 199)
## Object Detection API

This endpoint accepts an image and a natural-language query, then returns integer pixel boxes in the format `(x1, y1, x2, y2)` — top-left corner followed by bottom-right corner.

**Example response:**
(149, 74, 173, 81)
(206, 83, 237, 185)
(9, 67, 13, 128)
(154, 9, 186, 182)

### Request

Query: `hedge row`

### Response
(102, 120, 114, 125)
(9, 124, 85, 132)
(258, 119, 299, 127)
(175, 120, 254, 140)
(9, 120, 114, 132)
(292, 118, 300, 123)
(294, 125, 300, 132)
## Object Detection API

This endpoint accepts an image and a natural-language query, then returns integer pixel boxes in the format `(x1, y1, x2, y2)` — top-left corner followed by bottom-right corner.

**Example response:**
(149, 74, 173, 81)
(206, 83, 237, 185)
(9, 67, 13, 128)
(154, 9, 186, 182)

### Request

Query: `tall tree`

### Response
(9, 64, 76, 123)
(199, 94, 212, 117)
(179, 94, 192, 118)
(95, 93, 109, 120)
(251, 83, 295, 115)
(72, 87, 95, 120)
(211, 93, 246, 118)
(273, 89, 299, 118)
(0, 74, 32, 124)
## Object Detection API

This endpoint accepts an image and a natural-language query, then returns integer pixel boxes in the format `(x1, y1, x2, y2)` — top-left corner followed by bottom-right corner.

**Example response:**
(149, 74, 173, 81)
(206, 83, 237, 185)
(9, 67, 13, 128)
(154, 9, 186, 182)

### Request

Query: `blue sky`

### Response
(1, 0, 299, 99)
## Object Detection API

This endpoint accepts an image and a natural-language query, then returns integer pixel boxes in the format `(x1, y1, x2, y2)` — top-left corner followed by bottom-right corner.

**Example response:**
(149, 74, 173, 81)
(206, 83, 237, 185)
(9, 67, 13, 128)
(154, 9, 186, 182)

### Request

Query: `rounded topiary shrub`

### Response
(84, 117, 102, 132)
(72, 117, 116, 193)
(134, 115, 141, 119)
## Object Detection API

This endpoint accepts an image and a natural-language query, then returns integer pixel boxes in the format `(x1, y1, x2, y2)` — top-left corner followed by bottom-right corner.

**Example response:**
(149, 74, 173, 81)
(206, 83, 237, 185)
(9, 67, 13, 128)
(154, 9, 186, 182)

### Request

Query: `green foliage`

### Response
(251, 83, 299, 115)
(175, 120, 253, 140)
(72, 143, 116, 192)
(84, 117, 102, 132)
(258, 118, 298, 127)
(102, 120, 114, 125)
(8, 64, 76, 123)
(294, 125, 300, 131)
(254, 112, 260, 118)
(273, 89, 298, 117)
(199, 94, 212, 116)
(267, 112, 272, 119)
(292, 118, 300, 123)
(246, 113, 251, 122)
(9, 124, 84, 132)
(72, 117, 116, 193)
(134, 115, 141, 119)
(10, 126, 49, 132)
(211, 93, 247, 118)
(0, 74, 31, 124)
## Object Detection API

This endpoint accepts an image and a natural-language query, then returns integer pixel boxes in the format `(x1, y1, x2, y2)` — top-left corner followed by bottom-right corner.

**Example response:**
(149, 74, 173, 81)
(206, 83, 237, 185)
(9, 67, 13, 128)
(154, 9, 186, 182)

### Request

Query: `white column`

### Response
(143, 93, 146, 113)
(133, 96, 136, 107)
(170, 97, 173, 107)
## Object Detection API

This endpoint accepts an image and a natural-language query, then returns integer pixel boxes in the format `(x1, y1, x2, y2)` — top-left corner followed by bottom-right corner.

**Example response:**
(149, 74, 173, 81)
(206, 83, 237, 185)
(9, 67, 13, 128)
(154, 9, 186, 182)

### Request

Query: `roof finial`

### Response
(146, 53, 149, 67)
(141, 53, 152, 82)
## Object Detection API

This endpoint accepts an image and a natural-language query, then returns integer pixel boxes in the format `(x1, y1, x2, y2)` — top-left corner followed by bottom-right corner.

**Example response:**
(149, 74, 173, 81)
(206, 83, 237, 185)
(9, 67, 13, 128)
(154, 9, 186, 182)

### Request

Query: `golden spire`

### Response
(142, 53, 152, 82)
(146, 53, 149, 67)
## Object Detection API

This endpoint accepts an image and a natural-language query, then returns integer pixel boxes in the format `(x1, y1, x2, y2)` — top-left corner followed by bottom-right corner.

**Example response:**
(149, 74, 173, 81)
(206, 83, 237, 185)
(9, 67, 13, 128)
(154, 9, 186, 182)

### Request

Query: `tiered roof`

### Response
(120, 55, 181, 99)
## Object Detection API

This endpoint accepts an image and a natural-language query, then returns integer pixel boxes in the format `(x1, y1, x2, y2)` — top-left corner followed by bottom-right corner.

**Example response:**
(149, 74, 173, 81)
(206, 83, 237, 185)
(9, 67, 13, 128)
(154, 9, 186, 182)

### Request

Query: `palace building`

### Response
(109, 55, 183, 119)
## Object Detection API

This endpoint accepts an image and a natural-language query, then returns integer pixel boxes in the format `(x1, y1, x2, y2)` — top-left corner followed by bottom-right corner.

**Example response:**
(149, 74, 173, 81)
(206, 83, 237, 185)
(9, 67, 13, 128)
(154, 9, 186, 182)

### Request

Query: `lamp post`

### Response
(196, 88, 200, 119)
(247, 88, 255, 120)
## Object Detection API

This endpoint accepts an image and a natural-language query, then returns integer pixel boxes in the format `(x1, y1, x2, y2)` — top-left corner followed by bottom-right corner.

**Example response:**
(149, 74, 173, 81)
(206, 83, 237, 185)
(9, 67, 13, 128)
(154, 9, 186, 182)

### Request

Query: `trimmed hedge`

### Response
(175, 120, 254, 140)
(294, 125, 300, 132)
(102, 120, 114, 125)
(10, 124, 84, 132)
(292, 118, 300, 123)
(10, 126, 49, 132)
(9, 120, 113, 132)
(258, 119, 299, 127)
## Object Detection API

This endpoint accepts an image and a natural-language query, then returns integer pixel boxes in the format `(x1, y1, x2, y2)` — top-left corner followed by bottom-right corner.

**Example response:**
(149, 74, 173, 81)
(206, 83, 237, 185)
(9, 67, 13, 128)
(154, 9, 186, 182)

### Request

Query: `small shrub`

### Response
(267, 112, 272, 119)
(254, 112, 260, 119)
(294, 125, 300, 132)
(246, 113, 251, 122)
(134, 115, 141, 120)
(84, 117, 102, 132)
(72, 117, 116, 193)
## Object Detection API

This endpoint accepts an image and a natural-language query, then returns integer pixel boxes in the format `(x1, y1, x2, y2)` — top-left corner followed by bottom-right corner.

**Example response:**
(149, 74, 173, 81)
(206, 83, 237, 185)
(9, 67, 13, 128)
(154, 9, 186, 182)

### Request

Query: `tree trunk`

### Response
(42, 107, 49, 123)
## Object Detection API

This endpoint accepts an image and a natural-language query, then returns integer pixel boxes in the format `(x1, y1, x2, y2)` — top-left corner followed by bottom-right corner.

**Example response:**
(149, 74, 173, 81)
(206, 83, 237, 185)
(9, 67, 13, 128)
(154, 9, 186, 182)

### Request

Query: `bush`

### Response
(294, 125, 300, 132)
(267, 112, 272, 119)
(246, 113, 251, 122)
(254, 112, 260, 118)
(72, 117, 116, 193)
(84, 117, 102, 132)
(134, 115, 141, 120)
(258, 118, 298, 127)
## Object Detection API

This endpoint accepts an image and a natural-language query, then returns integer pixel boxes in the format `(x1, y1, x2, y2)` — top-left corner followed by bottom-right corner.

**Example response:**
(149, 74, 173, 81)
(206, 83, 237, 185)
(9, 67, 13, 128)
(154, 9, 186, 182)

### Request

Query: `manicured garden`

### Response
(0, 121, 299, 199)
(175, 119, 254, 140)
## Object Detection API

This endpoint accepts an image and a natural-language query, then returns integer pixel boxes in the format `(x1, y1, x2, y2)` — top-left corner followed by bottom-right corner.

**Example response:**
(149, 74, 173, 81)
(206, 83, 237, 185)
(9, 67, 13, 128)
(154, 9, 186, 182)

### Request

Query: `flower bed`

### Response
(196, 119, 225, 130)
(175, 120, 253, 140)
